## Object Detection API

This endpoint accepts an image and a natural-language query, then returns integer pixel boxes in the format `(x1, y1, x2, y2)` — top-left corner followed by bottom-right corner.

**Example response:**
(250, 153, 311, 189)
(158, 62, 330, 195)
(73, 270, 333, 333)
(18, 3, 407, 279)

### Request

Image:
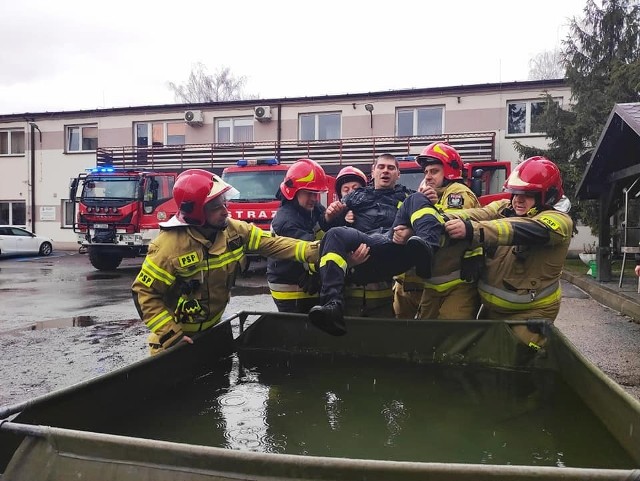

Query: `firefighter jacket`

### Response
(343, 184, 413, 234)
(267, 200, 328, 309)
(397, 182, 481, 293)
(450, 199, 573, 322)
(132, 218, 319, 354)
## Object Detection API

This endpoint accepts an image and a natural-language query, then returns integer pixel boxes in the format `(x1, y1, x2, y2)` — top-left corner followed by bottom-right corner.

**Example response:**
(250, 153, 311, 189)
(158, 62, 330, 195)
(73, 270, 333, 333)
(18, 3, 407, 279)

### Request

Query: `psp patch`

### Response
(178, 251, 200, 268)
(447, 193, 464, 209)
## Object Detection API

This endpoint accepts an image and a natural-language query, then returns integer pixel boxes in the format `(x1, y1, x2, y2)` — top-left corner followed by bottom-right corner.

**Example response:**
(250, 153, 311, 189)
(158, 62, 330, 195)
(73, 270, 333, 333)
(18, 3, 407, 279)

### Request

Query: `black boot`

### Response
(406, 236, 433, 278)
(308, 301, 346, 336)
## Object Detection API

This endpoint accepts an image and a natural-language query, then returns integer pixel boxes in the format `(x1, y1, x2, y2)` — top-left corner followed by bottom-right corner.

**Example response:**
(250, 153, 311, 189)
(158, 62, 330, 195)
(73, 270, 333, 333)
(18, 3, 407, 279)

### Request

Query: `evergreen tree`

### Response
(515, 0, 640, 232)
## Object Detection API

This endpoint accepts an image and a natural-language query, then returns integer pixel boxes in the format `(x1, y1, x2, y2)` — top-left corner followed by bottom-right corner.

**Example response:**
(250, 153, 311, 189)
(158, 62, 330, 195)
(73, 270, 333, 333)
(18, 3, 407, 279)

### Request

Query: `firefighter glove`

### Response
(298, 271, 321, 295)
(460, 248, 484, 282)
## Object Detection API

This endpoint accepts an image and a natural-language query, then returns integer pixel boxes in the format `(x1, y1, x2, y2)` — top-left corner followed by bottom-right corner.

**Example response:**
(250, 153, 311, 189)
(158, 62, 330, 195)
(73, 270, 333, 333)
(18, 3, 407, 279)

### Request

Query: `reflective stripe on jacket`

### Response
(132, 218, 319, 345)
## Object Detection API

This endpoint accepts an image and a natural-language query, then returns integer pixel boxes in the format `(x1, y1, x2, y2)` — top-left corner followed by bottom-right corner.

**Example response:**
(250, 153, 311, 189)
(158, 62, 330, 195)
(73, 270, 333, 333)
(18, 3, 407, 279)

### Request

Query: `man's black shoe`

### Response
(406, 235, 433, 278)
(308, 302, 347, 336)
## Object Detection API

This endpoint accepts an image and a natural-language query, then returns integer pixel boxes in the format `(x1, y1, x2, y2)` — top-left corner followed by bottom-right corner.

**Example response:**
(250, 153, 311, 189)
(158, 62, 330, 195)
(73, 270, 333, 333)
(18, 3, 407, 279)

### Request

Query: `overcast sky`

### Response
(0, 0, 589, 115)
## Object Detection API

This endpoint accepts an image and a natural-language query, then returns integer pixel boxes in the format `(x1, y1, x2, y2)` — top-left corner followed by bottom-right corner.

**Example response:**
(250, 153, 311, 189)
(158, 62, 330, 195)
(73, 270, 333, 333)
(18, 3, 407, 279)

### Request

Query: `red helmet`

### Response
(280, 158, 328, 200)
(415, 142, 463, 180)
(504, 156, 564, 206)
(335, 166, 367, 195)
(173, 169, 236, 225)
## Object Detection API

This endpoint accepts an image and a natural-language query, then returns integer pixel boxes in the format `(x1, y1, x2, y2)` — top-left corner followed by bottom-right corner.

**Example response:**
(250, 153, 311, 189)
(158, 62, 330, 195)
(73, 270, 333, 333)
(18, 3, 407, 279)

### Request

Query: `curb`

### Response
(562, 270, 640, 322)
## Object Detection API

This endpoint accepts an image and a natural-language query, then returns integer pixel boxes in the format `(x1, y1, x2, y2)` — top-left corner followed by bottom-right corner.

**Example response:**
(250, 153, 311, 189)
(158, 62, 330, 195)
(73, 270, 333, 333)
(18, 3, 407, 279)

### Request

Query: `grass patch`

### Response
(564, 257, 637, 277)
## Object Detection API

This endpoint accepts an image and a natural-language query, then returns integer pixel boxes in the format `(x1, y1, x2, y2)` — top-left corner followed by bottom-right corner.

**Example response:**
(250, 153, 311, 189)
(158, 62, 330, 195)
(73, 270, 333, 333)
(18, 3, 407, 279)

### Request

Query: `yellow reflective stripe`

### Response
(142, 258, 175, 286)
(270, 290, 319, 300)
(479, 285, 562, 311)
(146, 309, 173, 333)
(295, 241, 307, 262)
(423, 277, 465, 292)
(410, 206, 445, 226)
(345, 287, 393, 299)
(207, 247, 244, 269)
(495, 219, 511, 244)
(248, 226, 262, 251)
(463, 247, 483, 258)
(320, 252, 348, 271)
(181, 310, 223, 332)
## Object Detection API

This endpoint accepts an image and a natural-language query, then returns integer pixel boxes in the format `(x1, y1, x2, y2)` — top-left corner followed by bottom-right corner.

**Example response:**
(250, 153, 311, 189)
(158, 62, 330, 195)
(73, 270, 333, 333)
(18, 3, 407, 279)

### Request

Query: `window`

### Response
(397, 107, 443, 137)
(0, 129, 25, 155)
(300, 112, 341, 141)
(216, 117, 253, 143)
(135, 121, 185, 147)
(0, 201, 26, 225)
(507, 99, 561, 135)
(61, 200, 75, 228)
(66, 125, 98, 152)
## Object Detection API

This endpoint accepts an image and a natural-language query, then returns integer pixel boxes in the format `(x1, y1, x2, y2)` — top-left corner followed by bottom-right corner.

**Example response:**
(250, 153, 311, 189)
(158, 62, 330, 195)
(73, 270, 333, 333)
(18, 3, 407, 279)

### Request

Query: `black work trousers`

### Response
(318, 193, 442, 306)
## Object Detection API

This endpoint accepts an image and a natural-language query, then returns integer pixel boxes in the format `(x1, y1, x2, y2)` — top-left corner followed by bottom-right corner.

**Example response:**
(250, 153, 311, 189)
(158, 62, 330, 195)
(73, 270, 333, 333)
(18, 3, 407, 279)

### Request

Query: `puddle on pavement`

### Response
(86, 273, 120, 280)
(231, 285, 270, 296)
(4, 316, 142, 334)
(28, 315, 97, 330)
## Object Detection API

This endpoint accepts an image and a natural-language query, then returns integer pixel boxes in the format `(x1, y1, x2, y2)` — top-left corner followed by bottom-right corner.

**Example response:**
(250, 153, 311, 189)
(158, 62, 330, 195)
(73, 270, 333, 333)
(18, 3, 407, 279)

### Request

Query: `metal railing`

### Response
(97, 132, 496, 174)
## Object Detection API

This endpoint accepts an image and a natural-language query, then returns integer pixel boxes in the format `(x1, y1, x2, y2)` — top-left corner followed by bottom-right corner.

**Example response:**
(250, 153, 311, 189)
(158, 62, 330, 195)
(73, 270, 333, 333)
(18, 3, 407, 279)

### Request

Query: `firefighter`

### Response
(393, 142, 482, 320)
(323, 154, 414, 317)
(445, 156, 573, 348)
(267, 159, 332, 313)
(132, 169, 320, 355)
(309, 191, 445, 336)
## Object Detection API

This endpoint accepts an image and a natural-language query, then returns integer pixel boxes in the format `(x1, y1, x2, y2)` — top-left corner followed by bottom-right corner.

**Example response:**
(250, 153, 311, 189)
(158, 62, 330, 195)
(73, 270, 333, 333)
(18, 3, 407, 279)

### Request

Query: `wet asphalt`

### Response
(0, 251, 638, 407)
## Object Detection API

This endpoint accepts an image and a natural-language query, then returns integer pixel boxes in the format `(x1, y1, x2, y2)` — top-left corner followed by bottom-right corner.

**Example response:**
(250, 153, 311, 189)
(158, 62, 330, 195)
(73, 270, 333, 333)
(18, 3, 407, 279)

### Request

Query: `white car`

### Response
(0, 226, 53, 257)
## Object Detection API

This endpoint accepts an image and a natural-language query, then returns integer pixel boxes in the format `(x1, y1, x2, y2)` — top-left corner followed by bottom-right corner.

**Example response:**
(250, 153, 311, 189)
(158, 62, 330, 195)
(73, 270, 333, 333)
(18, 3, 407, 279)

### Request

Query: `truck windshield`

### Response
(222, 171, 285, 201)
(81, 178, 139, 201)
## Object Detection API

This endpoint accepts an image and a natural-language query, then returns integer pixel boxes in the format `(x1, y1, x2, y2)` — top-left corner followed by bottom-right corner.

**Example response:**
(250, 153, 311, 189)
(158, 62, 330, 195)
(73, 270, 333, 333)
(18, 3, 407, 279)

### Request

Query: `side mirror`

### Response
(69, 178, 78, 201)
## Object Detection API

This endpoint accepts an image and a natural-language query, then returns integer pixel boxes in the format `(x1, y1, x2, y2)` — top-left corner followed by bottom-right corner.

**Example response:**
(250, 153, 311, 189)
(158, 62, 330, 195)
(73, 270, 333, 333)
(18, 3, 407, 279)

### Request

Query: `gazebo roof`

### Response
(577, 103, 640, 200)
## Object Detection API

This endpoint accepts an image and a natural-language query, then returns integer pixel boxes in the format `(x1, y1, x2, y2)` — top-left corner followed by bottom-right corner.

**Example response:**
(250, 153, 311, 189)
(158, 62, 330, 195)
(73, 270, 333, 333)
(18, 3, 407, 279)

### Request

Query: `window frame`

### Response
(506, 98, 563, 137)
(65, 124, 98, 153)
(396, 106, 444, 137)
(61, 199, 75, 228)
(0, 200, 27, 226)
(0, 129, 26, 156)
(134, 121, 186, 148)
(215, 116, 254, 144)
(299, 112, 342, 141)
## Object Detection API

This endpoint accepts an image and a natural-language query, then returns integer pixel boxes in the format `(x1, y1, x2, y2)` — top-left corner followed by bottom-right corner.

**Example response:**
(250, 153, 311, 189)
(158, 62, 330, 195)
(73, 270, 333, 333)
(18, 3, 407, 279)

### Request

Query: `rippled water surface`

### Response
(108, 352, 636, 469)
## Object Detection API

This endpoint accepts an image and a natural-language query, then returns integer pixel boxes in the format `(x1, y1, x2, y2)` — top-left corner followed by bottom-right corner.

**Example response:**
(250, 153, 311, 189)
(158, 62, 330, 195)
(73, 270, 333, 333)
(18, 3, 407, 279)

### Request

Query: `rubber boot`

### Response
(308, 301, 347, 336)
(406, 236, 433, 278)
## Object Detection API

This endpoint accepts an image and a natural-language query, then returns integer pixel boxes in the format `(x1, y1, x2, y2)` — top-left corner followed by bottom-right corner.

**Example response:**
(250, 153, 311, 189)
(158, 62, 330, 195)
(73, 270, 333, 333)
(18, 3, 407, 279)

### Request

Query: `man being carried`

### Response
(309, 191, 445, 336)
(324, 154, 414, 317)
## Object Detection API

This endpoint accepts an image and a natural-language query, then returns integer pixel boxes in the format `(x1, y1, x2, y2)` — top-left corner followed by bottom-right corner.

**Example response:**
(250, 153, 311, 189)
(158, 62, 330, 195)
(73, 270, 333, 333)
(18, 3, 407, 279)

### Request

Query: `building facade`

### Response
(0, 79, 569, 247)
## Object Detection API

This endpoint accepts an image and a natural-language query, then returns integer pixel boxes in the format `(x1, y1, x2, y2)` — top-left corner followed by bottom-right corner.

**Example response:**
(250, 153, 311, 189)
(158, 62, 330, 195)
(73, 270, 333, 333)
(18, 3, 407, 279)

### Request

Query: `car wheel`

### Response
(39, 242, 53, 256)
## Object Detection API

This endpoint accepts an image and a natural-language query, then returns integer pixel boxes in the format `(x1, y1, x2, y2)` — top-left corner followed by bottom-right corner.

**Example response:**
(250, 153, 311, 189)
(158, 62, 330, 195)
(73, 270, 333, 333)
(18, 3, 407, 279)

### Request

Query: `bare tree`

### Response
(168, 63, 255, 103)
(528, 49, 565, 80)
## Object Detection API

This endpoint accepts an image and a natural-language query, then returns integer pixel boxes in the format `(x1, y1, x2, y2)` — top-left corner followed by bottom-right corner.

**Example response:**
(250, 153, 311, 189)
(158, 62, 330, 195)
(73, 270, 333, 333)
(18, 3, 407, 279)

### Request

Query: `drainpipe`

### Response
(28, 122, 41, 233)
(276, 104, 282, 161)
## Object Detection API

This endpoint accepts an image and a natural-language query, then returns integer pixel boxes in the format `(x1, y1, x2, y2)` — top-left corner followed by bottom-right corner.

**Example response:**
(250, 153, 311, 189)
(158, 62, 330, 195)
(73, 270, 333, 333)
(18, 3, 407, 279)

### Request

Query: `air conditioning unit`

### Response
(184, 110, 204, 126)
(254, 106, 272, 122)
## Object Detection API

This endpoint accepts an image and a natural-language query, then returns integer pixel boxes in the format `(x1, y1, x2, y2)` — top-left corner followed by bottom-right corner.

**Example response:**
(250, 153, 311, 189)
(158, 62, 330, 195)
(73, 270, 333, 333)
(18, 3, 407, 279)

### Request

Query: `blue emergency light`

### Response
(87, 166, 115, 173)
(236, 158, 279, 167)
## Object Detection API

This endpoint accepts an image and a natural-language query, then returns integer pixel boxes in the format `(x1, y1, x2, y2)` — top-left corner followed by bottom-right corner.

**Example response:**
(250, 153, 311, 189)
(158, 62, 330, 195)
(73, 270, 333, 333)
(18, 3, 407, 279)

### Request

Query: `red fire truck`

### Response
(221, 158, 337, 232)
(397, 158, 512, 206)
(69, 167, 178, 270)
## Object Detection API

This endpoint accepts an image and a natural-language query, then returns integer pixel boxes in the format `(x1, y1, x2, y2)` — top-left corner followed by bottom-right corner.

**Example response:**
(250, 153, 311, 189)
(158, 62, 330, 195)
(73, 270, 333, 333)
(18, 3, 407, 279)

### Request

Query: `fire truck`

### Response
(221, 158, 337, 232)
(396, 158, 512, 206)
(69, 167, 178, 270)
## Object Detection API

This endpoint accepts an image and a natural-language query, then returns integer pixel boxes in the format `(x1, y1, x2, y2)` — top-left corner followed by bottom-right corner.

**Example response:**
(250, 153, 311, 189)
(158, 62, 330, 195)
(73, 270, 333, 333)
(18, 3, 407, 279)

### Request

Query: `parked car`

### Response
(0, 226, 53, 257)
